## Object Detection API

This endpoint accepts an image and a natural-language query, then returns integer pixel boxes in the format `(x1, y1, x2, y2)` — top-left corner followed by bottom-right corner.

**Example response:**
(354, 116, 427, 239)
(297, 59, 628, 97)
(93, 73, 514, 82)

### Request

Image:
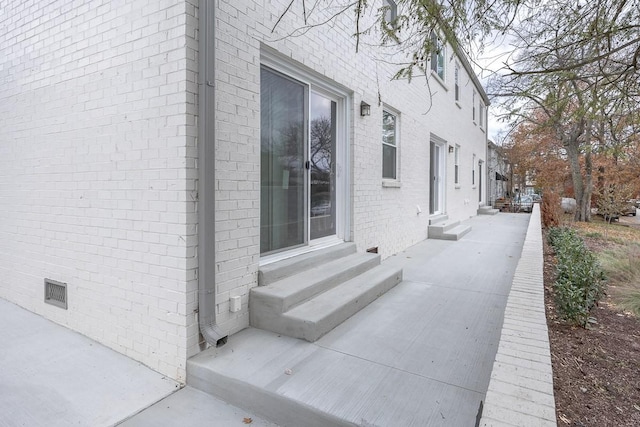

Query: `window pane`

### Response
(437, 50, 444, 79)
(382, 111, 396, 146)
(383, 144, 396, 179)
(310, 92, 336, 240)
(384, 0, 397, 23)
(260, 67, 306, 254)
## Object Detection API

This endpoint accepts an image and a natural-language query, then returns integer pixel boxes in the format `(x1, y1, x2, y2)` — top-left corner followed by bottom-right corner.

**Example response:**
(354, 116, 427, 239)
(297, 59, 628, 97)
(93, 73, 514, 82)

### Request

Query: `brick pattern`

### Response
(1, 0, 491, 381)
(0, 0, 199, 382)
(480, 204, 557, 426)
(213, 0, 490, 336)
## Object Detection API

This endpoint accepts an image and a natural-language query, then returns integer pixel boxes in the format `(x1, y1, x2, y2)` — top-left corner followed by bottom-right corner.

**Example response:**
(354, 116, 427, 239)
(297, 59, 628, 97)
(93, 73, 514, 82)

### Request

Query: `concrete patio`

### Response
(1, 209, 555, 426)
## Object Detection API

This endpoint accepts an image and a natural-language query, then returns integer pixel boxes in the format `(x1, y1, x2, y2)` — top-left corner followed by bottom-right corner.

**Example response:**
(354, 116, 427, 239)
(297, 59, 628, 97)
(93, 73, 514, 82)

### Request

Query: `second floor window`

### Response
(430, 33, 445, 80)
(454, 64, 460, 101)
(383, 0, 397, 24)
(472, 90, 477, 122)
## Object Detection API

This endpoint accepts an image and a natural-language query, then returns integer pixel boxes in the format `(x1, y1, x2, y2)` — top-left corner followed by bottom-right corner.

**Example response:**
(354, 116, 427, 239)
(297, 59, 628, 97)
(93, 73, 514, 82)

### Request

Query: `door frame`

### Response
(260, 50, 351, 263)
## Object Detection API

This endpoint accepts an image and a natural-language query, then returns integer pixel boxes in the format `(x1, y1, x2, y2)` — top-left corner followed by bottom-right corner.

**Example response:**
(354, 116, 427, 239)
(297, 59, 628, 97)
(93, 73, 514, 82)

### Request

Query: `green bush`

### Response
(548, 227, 606, 327)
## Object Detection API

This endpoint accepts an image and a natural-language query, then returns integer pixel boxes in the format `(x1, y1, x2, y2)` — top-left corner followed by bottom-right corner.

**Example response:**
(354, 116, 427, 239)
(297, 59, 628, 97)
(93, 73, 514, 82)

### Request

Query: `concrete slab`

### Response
(118, 386, 279, 427)
(0, 298, 179, 427)
(0, 299, 277, 427)
(188, 213, 532, 427)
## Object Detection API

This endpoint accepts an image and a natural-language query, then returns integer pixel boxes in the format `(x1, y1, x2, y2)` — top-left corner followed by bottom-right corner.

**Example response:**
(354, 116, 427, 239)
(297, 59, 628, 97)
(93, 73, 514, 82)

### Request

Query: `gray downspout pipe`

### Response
(198, 0, 226, 346)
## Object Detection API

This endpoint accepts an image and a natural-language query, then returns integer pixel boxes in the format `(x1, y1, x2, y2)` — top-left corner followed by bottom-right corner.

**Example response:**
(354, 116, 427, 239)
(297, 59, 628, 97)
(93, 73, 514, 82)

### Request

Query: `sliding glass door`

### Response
(309, 92, 336, 240)
(260, 68, 307, 254)
(260, 66, 339, 255)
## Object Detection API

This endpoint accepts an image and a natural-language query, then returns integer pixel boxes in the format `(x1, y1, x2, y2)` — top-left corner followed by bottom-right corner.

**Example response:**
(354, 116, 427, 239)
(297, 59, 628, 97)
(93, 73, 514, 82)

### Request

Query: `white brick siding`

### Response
(213, 0, 488, 334)
(0, 0, 199, 382)
(1, 0, 489, 380)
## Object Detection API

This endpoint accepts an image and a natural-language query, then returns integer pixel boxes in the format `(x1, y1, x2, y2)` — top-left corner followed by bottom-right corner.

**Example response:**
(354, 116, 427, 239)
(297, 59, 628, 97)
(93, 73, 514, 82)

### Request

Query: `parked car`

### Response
(597, 201, 637, 221)
(623, 201, 637, 216)
(516, 195, 534, 213)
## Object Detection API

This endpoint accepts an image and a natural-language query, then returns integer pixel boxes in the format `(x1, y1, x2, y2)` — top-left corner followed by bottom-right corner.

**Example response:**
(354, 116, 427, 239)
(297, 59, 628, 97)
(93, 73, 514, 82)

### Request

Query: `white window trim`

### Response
(382, 105, 400, 184)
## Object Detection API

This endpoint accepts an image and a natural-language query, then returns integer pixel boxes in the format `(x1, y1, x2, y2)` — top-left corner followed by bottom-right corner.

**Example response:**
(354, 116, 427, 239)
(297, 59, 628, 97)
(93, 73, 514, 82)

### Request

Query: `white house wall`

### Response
(0, 0, 200, 382)
(0, 0, 489, 381)
(213, 1, 489, 338)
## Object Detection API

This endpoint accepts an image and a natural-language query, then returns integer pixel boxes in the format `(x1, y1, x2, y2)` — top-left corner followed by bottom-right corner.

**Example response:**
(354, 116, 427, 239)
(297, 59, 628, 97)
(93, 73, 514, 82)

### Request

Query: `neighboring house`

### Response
(487, 140, 510, 205)
(0, 0, 490, 382)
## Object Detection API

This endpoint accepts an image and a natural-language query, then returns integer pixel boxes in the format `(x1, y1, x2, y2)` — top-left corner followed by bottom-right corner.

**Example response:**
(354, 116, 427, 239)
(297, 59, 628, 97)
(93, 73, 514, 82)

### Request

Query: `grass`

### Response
(571, 220, 640, 316)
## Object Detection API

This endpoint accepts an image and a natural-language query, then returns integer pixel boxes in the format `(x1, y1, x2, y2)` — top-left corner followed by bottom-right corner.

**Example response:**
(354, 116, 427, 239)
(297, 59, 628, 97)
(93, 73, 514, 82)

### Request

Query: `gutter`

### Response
(198, 0, 227, 346)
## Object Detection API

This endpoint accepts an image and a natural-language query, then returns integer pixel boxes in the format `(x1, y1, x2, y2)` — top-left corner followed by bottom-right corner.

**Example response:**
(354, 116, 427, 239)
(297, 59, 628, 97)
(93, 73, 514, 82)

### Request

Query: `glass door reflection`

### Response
(309, 92, 336, 240)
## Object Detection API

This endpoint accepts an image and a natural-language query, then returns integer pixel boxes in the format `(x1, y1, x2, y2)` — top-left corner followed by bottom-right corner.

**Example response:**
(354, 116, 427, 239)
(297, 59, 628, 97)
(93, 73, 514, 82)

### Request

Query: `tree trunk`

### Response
(565, 139, 589, 221)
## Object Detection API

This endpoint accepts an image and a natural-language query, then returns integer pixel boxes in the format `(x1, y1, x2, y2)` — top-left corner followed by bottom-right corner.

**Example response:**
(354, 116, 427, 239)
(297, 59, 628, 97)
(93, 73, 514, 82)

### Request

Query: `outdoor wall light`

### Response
(360, 101, 371, 117)
(449, 145, 454, 153)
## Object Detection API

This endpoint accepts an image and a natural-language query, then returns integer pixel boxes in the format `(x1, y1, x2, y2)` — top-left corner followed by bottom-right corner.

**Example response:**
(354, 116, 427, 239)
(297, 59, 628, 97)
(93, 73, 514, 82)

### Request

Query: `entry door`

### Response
(429, 141, 444, 215)
(260, 67, 338, 255)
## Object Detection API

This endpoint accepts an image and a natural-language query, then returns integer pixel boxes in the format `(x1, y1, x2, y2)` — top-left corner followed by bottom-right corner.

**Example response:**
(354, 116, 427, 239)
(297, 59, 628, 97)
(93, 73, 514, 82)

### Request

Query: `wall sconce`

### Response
(448, 145, 454, 153)
(360, 101, 371, 117)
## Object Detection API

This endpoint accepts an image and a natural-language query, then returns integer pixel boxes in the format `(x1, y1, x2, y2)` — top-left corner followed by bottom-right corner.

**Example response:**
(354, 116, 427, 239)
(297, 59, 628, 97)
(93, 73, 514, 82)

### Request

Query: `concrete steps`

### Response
(428, 215, 471, 241)
(250, 243, 403, 342)
(478, 205, 499, 215)
(258, 242, 357, 286)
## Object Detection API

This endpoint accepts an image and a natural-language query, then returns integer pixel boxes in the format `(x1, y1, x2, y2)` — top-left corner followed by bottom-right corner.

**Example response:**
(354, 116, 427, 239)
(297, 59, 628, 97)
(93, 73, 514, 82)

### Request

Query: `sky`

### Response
(471, 33, 517, 144)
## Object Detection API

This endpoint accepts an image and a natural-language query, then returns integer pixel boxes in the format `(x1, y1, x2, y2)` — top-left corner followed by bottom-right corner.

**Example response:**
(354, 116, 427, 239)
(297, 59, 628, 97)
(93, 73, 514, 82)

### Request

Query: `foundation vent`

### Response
(44, 279, 67, 309)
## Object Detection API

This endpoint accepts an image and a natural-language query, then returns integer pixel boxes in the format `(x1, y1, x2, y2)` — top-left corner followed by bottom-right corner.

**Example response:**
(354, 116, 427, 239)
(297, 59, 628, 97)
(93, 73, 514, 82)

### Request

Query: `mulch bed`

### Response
(543, 234, 640, 426)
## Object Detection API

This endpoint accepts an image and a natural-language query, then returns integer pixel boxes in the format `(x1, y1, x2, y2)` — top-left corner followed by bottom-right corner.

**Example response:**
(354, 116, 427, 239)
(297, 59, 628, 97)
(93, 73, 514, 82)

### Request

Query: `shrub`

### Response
(541, 192, 561, 228)
(548, 227, 606, 327)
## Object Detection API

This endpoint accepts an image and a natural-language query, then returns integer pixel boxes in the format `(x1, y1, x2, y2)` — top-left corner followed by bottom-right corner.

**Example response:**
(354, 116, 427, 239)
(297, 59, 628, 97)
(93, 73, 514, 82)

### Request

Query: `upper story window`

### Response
(479, 102, 485, 129)
(383, 0, 397, 24)
(454, 64, 460, 102)
(472, 90, 477, 123)
(430, 33, 445, 80)
(382, 109, 398, 180)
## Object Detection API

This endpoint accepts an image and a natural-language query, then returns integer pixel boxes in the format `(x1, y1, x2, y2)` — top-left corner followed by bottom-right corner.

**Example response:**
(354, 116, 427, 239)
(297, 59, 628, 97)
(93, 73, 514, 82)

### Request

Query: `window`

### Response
(383, 0, 397, 24)
(479, 102, 484, 129)
(454, 145, 460, 184)
(382, 109, 397, 179)
(472, 90, 476, 122)
(454, 64, 460, 102)
(472, 154, 476, 186)
(430, 33, 445, 80)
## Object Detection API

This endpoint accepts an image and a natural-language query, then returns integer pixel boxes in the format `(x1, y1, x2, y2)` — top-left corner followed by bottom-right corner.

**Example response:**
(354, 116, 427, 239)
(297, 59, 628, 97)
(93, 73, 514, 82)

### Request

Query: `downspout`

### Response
(198, 0, 226, 346)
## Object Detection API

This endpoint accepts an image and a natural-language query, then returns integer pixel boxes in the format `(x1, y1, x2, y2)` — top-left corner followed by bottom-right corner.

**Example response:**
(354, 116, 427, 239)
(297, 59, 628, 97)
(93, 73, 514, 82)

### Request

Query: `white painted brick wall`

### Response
(214, 0, 489, 334)
(1, 0, 490, 378)
(0, 0, 199, 382)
